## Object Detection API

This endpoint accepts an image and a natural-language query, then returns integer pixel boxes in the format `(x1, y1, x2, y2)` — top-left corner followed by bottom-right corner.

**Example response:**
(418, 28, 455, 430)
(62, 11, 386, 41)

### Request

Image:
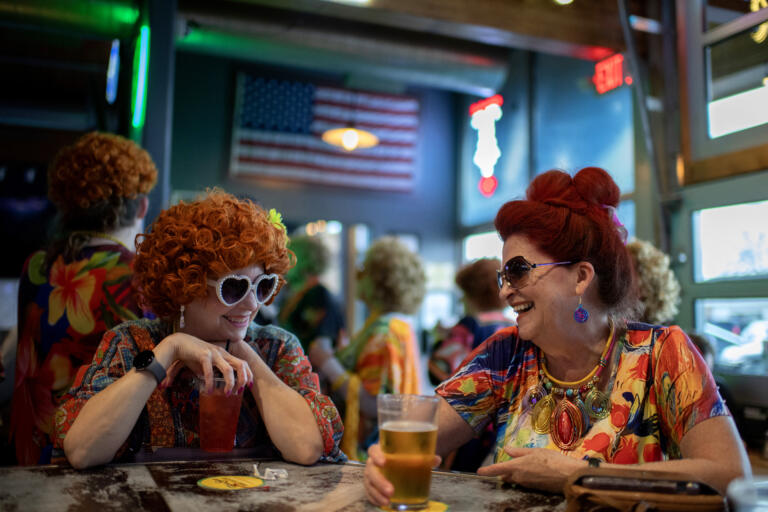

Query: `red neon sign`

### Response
(478, 176, 498, 197)
(469, 94, 504, 116)
(592, 54, 628, 95)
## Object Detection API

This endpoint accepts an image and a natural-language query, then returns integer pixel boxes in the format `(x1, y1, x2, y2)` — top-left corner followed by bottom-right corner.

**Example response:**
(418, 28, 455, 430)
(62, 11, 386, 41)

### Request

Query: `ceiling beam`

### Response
(229, 0, 644, 60)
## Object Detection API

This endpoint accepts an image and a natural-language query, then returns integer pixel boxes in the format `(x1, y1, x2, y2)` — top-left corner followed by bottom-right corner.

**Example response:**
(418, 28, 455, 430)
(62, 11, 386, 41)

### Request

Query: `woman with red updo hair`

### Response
(54, 190, 343, 469)
(364, 168, 747, 506)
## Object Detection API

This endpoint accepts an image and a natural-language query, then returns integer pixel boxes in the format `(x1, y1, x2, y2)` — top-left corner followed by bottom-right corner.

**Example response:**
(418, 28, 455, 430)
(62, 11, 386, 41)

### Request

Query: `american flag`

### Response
(229, 73, 419, 192)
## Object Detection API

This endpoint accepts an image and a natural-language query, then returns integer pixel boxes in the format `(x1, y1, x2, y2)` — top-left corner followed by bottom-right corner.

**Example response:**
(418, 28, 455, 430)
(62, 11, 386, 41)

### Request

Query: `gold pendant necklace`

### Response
(523, 320, 616, 450)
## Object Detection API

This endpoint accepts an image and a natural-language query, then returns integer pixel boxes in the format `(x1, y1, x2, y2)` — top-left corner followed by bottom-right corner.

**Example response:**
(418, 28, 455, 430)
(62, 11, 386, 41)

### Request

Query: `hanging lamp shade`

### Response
(321, 126, 379, 151)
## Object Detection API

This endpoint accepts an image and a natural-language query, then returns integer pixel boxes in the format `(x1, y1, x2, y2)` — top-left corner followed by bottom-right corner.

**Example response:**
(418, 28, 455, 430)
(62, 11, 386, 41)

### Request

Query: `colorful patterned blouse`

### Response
(436, 323, 729, 464)
(11, 244, 143, 465)
(335, 313, 421, 460)
(53, 319, 345, 463)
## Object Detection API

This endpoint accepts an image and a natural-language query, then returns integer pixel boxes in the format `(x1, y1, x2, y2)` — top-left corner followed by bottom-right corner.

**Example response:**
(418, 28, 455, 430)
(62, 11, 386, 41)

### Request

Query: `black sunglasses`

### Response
(207, 273, 279, 307)
(496, 256, 572, 290)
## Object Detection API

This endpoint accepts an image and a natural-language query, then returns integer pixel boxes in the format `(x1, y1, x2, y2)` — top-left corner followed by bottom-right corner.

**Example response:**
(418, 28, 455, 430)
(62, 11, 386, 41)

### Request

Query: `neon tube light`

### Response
(106, 39, 120, 104)
(132, 25, 150, 129)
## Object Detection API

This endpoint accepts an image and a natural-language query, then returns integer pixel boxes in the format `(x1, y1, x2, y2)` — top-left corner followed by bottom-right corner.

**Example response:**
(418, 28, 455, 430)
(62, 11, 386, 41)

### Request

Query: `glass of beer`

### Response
(377, 394, 440, 511)
(198, 375, 243, 452)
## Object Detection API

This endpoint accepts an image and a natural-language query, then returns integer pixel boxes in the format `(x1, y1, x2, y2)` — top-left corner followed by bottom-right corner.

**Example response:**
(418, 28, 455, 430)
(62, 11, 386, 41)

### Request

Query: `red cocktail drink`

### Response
(198, 377, 243, 452)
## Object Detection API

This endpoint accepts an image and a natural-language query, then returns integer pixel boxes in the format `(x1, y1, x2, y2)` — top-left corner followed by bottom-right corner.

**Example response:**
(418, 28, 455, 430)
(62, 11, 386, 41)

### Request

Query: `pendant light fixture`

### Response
(321, 126, 379, 151)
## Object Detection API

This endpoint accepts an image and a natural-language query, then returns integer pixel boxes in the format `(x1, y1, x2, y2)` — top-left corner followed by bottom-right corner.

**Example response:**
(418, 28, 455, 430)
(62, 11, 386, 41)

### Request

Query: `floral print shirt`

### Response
(334, 313, 421, 460)
(436, 323, 729, 464)
(11, 244, 143, 465)
(53, 319, 345, 463)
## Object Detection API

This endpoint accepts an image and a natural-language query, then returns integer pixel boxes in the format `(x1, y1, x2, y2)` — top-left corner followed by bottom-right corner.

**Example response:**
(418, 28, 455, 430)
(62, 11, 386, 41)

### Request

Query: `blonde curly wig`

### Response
(360, 236, 426, 315)
(627, 238, 681, 324)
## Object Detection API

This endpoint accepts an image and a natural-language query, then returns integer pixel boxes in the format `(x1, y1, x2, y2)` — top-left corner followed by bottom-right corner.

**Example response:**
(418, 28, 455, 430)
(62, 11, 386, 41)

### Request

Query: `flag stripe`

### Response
(310, 121, 418, 144)
(314, 99, 419, 117)
(233, 163, 413, 191)
(237, 156, 411, 177)
(313, 105, 418, 127)
(238, 138, 414, 163)
(315, 86, 419, 112)
(238, 129, 417, 156)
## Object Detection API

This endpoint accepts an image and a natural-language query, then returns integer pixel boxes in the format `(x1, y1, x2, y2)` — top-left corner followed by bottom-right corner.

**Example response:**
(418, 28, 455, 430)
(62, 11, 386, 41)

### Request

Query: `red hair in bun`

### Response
(494, 167, 636, 315)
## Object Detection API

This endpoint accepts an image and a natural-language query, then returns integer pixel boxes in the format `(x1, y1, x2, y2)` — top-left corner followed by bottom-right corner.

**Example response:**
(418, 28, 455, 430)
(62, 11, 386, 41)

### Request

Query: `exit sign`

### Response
(592, 54, 631, 95)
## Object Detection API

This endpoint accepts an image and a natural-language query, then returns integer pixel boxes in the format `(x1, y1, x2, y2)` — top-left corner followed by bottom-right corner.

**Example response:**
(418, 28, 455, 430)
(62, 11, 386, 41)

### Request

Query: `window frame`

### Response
(677, 2, 768, 185)
(673, 169, 768, 331)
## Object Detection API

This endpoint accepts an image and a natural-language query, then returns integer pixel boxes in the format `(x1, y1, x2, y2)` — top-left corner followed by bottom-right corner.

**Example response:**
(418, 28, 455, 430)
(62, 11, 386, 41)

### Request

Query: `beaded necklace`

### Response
(523, 320, 617, 450)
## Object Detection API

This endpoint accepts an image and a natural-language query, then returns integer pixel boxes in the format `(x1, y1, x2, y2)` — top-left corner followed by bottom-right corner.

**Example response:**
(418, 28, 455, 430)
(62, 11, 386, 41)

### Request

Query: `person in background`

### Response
(428, 258, 515, 385)
(688, 331, 717, 369)
(278, 234, 345, 352)
(626, 238, 681, 325)
(10, 132, 157, 465)
(54, 190, 343, 469)
(364, 167, 748, 506)
(427, 257, 515, 472)
(309, 236, 426, 461)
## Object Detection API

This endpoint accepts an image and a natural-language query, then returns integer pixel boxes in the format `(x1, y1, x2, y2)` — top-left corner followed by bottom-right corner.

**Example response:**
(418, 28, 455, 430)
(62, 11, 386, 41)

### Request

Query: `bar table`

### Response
(0, 458, 566, 511)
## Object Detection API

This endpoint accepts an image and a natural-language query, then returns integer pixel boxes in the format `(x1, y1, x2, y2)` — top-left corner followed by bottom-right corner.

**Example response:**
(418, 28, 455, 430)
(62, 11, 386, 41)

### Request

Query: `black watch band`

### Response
(133, 350, 166, 385)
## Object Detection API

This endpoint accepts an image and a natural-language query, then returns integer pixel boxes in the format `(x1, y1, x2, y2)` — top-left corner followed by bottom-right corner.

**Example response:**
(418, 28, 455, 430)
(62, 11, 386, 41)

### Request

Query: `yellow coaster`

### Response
(379, 501, 448, 512)
(197, 475, 264, 490)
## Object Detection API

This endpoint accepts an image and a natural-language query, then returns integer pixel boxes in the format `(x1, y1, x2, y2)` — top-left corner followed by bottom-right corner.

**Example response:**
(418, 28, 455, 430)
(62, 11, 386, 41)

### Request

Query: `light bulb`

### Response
(341, 129, 359, 151)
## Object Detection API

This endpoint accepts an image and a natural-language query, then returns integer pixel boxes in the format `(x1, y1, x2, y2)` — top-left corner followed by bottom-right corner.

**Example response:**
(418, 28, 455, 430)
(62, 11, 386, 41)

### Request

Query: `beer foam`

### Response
(381, 420, 437, 432)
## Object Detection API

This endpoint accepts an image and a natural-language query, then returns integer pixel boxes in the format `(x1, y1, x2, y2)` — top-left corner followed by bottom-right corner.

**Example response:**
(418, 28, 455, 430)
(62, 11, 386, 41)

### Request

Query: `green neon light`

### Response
(131, 25, 150, 129)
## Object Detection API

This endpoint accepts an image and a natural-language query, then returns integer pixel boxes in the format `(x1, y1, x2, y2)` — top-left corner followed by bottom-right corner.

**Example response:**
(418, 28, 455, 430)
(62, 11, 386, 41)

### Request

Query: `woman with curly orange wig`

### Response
(11, 131, 157, 465)
(53, 190, 344, 469)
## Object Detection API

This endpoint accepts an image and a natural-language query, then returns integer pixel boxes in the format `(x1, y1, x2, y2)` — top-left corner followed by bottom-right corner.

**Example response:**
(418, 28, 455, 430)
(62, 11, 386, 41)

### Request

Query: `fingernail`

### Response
(248, 381, 254, 388)
(238, 386, 244, 394)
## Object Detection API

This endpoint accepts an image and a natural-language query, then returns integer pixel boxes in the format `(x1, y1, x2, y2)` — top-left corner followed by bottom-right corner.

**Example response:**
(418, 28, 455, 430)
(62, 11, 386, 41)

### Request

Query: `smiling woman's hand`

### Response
(477, 446, 584, 493)
(158, 333, 252, 394)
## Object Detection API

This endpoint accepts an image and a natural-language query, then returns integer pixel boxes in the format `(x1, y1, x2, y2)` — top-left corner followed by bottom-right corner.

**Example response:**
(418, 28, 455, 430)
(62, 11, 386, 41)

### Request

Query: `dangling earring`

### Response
(179, 304, 186, 328)
(574, 297, 589, 323)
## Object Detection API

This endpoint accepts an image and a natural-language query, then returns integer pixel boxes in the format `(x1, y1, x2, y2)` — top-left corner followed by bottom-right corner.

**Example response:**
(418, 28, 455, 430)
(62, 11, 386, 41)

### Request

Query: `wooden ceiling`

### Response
(224, 0, 653, 61)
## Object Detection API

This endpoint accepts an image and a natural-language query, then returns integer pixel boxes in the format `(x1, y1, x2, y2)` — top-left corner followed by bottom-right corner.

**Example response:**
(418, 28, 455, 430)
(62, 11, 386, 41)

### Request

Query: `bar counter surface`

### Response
(0, 458, 566, 511)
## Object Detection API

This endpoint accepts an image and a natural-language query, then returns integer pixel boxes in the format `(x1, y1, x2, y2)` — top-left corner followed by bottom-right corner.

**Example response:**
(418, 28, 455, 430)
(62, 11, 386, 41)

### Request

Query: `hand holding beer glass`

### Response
(377, 394, 440, 510)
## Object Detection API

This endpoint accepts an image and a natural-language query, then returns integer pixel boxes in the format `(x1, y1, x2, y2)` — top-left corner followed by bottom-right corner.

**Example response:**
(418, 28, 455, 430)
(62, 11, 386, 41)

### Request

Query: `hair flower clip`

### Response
(601, 204, 628, 245)
(268, 208, 286, 232)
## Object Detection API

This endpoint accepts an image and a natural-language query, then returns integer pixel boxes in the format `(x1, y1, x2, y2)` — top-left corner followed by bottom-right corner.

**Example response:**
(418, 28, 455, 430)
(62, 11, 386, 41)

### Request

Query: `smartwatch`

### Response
(133, 350, 166, 385)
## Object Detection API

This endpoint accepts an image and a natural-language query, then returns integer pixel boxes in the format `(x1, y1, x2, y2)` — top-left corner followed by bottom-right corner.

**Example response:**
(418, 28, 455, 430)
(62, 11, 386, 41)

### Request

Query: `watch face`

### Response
(134, 350, 155, 370)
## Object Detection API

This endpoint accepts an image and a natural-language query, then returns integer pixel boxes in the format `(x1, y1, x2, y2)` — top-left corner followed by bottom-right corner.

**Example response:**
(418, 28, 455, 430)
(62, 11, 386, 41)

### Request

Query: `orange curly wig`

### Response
(133, 190, 295, 318)
(48, 131, 157, 212)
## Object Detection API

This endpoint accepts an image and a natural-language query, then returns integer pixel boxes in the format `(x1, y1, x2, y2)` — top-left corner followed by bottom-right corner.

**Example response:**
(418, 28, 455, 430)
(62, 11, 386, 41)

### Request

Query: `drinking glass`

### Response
(377, 394, 440, 511)
(198, 376, 243, 452)
(727, 477, 768, 512)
